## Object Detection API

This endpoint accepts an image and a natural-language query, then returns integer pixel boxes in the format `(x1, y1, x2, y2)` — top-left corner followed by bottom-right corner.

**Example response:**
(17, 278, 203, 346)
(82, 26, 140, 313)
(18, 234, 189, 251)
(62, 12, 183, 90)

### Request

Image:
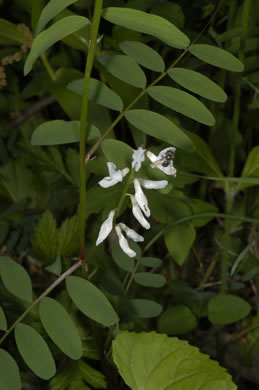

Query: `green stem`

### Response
(115, 169, 135, 219)
(40, 53, 56, 81)
(79, 0, 103, 259)
(0, 260, 82, 346)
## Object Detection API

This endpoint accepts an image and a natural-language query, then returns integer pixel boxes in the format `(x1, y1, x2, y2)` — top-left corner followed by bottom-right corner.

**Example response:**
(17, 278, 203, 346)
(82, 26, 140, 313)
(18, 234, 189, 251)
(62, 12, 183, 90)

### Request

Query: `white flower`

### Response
(134, 179, 150, 217)
(115, 225, 136, 258)
(139, 179, 168, 190)
(118, 223, 144, 242)
(146, 147, 177, 176)
(132, 146, 146, 172)
(98, 162, 129, 188)
(96, 209, 115, 246)
(129, 194, 150, 230)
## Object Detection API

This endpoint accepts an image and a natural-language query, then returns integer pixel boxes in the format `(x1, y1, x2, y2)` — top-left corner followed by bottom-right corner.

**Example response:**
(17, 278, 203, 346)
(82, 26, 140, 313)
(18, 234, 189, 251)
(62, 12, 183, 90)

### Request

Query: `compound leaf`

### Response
(0, 256, 32, 302)
(0, 349, 21, 390)
(188, 44, 244, 72)
(102, 7, 190, 49)
(125, 109, 195, 152)
(119, 41, 165, 72)
(31, 120, 99, 146)
(24, 16, 90, 75)
(67, 78, 123, 111)
(147, 86, 215, 126)
(168, 68, 227, 103)
(15, 323, 56, 380)
(36, 0, 78, 34)
(97, 55, 146, 88)
(66, 276, 119, 327)
(39, 297, 82, 360)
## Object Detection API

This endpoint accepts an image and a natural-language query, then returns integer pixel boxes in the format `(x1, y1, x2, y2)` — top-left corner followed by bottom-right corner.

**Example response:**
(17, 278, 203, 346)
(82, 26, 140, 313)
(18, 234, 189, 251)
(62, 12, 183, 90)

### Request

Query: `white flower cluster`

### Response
(96, 147, 176, 257)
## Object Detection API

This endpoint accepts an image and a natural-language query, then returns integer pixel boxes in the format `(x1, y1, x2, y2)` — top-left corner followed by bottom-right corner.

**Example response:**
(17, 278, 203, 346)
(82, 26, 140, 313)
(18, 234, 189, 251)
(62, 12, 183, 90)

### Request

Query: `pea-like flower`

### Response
(128, 194, 150, 230)
(132, 146, 146, 172)
(146, 147, 176, 176)
(115, 225, 136, 258)
(134, 178, 150, 217)
(96, 209, 115, 246)
(139, 178, 168, 189)
(118, 222, 144, 242)
(98, 162, 129, 188)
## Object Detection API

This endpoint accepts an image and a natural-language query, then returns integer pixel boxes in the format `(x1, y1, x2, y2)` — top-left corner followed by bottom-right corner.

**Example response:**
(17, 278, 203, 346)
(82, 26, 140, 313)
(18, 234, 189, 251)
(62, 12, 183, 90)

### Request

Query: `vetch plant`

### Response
(96, 147, 174, 257)
(0, 0, 253, 389)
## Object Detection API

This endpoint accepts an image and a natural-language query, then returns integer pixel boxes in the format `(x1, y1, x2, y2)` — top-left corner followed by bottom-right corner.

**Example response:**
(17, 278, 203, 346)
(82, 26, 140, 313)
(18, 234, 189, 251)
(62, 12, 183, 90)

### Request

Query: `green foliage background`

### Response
(0, 0, 259, 389)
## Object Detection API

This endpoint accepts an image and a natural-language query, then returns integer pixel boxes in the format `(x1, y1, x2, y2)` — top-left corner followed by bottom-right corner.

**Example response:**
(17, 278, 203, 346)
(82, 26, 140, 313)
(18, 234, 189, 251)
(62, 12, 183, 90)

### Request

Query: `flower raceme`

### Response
(96, 146, 177, 257)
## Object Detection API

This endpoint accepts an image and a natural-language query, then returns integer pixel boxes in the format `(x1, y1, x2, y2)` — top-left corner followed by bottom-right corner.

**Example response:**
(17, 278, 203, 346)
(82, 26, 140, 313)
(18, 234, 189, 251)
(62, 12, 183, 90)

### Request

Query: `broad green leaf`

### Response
(36, 0, 78, 34)
(158, 305, 198, 335)
(125, 109, 195, 152)
(112, 332, 237, 390)
(238, 146, 259, 190)
(208, 294, 251, 325)
(188, 44, 244, 72)
(139, 257, 162, 267)
(147, 86, 215, 126)
(119, 41, 165, 72)
(111, 243, 135, 272)
(168, 68, 227, 103)
(66, 276, 119, 326)
(102, 7, 190, 49)
(101, 139, 133, 169)
(0, 349, 21, 390)
(123, 299, 162, 318)
(31, 210, 59, 263)
(134, 272, 166, 288)
(39, 297, 82, 360)
(0, 306, 7, 331)
(24, 16, 90, 75)
(31, 120, 99, 146)
(45, 255, 62, 276)
(97, 55, 146, 88)
(164, 223, 196, 265)
(0, 18, 27, 45)
(0, 256, 32, 302)
(67, 78, 124, 111)
(15, 323, 56, 380)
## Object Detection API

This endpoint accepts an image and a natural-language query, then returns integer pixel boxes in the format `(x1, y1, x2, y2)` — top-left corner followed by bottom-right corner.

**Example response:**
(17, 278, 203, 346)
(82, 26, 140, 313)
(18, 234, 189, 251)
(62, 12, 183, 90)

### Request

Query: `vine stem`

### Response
(221, 0, 251, 293)
(0, 260, 82, 346)
(79, 0, 103, 259)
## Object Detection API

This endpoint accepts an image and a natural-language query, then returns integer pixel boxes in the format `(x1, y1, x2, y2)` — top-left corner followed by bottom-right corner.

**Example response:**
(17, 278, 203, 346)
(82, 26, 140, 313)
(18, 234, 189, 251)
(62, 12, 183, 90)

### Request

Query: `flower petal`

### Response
(132, 146, 146, 172)
(107, 162, 117, 176)
(146, 150, 157, 163)
(129, 195, 150, 230)
(139, 179, 168, 189)
(134, 179, 150, 217)
(119, 223, 144, 242)
(96, 209, 115, 246)
(147, 147, 177, 176)
(98, 164, 129, 188)
(115, 225, 136, 258)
